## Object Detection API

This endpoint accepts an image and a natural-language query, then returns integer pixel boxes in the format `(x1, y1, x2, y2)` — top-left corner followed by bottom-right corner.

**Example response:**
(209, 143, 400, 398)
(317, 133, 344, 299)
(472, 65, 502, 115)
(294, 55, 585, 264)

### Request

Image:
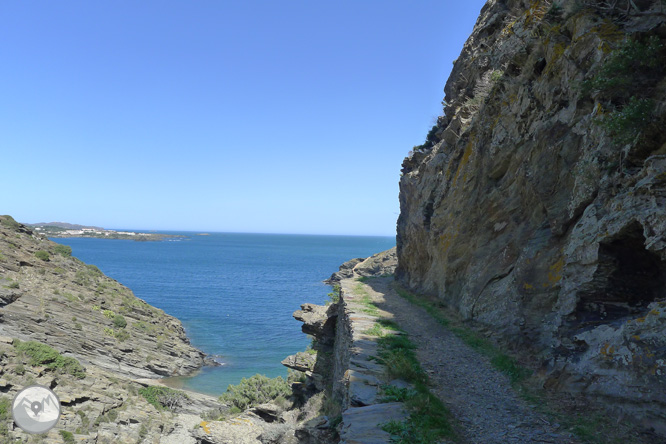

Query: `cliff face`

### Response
(0, 215, 204, 378)
(397, 0, 666, 430)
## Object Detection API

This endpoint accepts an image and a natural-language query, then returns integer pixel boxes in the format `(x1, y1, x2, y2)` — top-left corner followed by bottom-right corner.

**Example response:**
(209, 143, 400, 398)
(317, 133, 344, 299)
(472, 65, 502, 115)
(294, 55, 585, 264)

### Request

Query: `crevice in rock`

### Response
(60, 396, 91, 406)
(574, 222, 665, 327)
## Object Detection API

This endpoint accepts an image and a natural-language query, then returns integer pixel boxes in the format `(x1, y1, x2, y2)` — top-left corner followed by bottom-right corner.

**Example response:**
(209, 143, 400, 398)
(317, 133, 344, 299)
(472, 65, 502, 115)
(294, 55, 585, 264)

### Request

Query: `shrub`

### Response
(327, 284, 340, 304)
(59, 430, 75, 444)
(14, 340, 85, 379)
(54, 244, 72, 257)
(112, 314, 127, 328)
(598, 97, 655, 146)
(139, 386, 187, 411)
(103, 309, 115, 319)
(34, 250, 50, 261)
(114, 329, 130, 342)
(220, 374, 291, 411)
(582, 36, 662, 97)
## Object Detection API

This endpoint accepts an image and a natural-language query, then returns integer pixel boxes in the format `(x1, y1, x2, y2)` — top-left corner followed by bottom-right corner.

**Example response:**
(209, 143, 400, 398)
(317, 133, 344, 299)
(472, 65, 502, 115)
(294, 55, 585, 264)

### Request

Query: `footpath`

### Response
(338, 276, 577, 444)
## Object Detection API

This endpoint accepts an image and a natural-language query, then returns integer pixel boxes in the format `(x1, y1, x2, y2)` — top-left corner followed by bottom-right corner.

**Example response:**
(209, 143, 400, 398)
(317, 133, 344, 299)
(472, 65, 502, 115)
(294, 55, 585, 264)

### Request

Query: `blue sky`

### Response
(1, 1, 486, 236)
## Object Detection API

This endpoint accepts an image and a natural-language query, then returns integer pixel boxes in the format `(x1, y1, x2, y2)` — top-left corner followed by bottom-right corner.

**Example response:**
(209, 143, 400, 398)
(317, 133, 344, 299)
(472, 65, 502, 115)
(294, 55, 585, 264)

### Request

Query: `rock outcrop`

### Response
(325, 247, 397, 284)
(0, 215, 205, 378)
(396, 0, 666, 433)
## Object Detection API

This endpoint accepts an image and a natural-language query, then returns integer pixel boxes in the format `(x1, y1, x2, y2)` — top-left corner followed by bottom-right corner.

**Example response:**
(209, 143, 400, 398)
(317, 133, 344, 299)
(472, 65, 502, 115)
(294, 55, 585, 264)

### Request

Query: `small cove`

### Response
(54, 232, 394, 395)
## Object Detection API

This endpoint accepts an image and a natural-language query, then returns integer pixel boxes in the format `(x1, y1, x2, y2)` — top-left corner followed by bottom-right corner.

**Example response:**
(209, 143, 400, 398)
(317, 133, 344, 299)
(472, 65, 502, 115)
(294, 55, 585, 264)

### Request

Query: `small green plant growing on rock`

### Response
(54, 244, 72, 257)
(103, 309, 115, 319)
(139, 386, 187, 411)
(59, 430, 75, 444)
(13, 340, 85, 378)
(113, 314, 127, 328)
(220, 374, 291, 411)
(0, 397, 11, 436)
(34, 250, 50, 261)
(327, 284, 341, 304)
(598, 97, 655, 146)
(582, 36, 663, 97)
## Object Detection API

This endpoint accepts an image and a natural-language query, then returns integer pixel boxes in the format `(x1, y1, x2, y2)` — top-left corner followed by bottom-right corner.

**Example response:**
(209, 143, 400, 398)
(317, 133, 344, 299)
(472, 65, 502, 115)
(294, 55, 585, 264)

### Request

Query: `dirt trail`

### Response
(350, 277, 577, 444)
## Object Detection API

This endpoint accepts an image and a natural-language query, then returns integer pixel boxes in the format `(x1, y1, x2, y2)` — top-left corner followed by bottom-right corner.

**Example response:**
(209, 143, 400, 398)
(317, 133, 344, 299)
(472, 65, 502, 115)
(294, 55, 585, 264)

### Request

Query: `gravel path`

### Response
(357, 277, 578, 444)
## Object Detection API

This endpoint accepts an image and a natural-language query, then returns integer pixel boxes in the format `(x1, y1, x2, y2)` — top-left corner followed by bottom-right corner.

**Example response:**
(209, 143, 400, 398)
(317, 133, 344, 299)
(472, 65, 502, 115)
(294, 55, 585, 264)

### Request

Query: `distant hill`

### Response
(27, 221, 105, 230)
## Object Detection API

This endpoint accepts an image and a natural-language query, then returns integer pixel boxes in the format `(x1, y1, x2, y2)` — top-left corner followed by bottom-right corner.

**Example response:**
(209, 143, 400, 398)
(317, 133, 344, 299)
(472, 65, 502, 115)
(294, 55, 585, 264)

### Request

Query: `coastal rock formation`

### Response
(0, 215, 205, 378)
(0, 215, 220, 443)
(325, 247, 397, 284)
(396, 0, 666, 433)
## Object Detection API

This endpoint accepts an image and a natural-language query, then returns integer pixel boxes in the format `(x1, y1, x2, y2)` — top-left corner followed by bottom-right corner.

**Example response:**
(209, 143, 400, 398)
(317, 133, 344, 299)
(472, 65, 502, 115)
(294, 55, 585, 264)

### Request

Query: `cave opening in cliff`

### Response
(576, 222, 665, 325)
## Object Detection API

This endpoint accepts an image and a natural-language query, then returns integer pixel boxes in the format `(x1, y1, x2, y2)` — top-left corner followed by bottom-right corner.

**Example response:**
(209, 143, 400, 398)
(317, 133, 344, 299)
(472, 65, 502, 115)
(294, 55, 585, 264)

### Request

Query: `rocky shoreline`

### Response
(1, 213, 401, 443)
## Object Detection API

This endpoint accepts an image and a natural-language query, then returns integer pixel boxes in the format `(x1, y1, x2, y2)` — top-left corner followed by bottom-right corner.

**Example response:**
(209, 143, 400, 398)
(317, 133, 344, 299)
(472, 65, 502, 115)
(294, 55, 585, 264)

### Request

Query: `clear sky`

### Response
(1, 0, 486, 236)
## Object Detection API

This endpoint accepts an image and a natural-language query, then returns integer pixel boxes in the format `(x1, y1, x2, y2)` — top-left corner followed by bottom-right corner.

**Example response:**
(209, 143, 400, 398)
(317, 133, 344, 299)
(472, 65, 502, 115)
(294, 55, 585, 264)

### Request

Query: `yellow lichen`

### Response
(547, 258, 565, 284)
(600, 343, 615, 356)
(452, 137, 475, 187)
(200, 421, 211, 434)
(523, 283, 534, 290)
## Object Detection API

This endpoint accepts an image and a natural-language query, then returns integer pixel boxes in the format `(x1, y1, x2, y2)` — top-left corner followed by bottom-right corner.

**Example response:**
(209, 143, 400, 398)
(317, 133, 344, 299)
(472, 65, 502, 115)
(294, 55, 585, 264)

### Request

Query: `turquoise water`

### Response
(53, 232, 394, 395)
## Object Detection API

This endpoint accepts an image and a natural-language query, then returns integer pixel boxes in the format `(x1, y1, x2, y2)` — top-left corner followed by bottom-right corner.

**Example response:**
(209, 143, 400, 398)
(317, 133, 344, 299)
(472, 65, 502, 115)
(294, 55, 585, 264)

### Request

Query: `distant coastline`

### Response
(27, 222, 182, 241)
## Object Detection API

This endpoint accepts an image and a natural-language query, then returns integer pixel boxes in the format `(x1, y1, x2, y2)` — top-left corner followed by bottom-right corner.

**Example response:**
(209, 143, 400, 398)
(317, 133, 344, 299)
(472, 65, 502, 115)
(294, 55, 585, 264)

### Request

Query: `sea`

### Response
(53, 232, 395, 396)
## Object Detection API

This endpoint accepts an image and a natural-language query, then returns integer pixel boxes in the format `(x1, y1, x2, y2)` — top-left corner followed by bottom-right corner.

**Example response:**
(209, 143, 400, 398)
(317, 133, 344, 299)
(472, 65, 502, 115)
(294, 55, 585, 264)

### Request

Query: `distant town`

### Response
(27, 222, 181, 241)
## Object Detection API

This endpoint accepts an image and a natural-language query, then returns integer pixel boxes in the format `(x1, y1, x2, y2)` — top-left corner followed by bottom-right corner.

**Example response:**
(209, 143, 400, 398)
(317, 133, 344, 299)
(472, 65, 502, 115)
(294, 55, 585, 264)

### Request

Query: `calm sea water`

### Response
(53, 232, 394, 395)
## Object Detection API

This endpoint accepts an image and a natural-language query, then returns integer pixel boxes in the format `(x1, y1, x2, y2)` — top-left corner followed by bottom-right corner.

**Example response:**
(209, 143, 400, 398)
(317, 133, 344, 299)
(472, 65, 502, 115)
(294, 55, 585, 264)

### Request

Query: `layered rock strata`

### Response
(396, 0, 666, 433)
(0, 215, 221, 443)
(0, 215, 205, 378)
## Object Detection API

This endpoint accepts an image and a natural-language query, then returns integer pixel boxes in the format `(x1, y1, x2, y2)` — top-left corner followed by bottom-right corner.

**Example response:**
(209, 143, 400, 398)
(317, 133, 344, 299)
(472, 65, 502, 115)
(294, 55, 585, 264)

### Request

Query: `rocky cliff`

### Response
(396, 0, 666, 433)
(0, 215, 218, 443)
(0, 215, 204, 378)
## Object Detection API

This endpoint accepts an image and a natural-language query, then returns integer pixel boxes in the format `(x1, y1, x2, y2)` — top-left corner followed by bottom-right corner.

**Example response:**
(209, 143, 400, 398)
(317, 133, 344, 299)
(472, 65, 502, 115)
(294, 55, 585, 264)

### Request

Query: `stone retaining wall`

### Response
(333, 280, 408, 444)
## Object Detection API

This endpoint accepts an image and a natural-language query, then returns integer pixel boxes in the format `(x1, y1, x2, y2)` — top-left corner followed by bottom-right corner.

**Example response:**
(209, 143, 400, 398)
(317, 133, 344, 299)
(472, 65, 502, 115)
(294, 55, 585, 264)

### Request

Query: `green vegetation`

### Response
(34, 250, 50, 261)
(103, 309, 116, 319)
(599, 97, 655, 146)
(220, 374, 291, 411)
(393, 284, 530, 384)
(353, 282, 380, 315)
(104, 327, 130, 342)
(54, 244, 72, 257)
(13, 339, 85, 379)
(0, 397, 11, 436)
(112, 314, 127, 328)
(490, 69, 504, 83)
(412, 124, 442, 152)
(582, 36, 662, 96)
(327, 284, 341, 304)
(85, 264, 103, 276)
(379, 384, 416, 403)
(5, 280, 19, 289)
(59, 430, 75, 444)
(139, 386, 188, 411)
(374, 326, 455, 442)
(581, 35, 664, 146)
